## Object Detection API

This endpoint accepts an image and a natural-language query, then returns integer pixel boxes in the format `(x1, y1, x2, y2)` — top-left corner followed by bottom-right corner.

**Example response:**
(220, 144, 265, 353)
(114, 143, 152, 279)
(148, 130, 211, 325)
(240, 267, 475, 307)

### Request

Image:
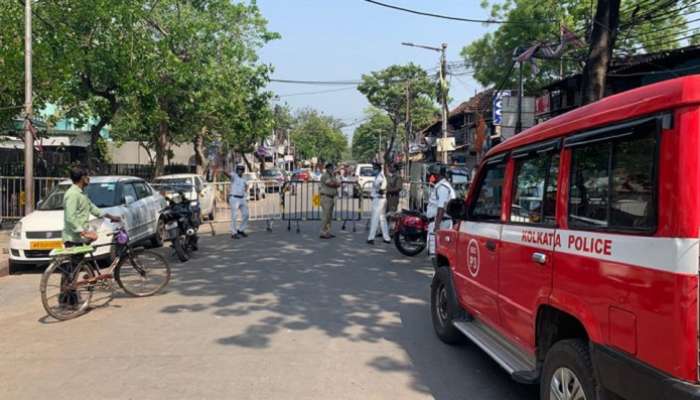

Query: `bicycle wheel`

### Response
(40, 258, 96, 321)
(115, 249, 171, 297)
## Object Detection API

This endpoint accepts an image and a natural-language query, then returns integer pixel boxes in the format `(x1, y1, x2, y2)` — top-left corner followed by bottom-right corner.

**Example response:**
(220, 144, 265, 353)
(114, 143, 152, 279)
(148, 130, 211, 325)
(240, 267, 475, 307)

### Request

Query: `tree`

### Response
(110, 0, 278, 176)
(357, 64, 436, 165)
(290, 109, 348, 164)
(582, 0, 621, 103)
(30, 0, 156, 169)
(462, 0, 698, 93)
(352, 109, 393, 163)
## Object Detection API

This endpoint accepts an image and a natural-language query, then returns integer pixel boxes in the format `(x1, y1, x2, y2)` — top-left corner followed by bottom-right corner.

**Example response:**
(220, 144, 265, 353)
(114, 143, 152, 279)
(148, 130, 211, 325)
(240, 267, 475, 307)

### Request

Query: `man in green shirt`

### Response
(60, 167, 121, 308)
(319, 162, 340, 239)
(63, 167, 121, 244)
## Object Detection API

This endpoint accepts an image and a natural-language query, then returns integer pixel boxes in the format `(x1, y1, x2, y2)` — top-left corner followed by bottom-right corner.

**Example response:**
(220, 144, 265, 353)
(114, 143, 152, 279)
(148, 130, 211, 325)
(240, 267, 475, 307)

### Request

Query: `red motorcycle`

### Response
(391, 209, 428, 256)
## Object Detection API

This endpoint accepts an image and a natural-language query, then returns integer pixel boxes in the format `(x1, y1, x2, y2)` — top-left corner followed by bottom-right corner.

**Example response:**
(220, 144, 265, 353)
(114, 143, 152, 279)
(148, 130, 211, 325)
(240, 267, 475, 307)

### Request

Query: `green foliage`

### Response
(0, 0, 278, 171)
(352, 109, 393, 163)
(358, 64, 436, 126)
(357, 64, 437, 162)
(462, 0, 699, 91)
(290, 109, 348, 164)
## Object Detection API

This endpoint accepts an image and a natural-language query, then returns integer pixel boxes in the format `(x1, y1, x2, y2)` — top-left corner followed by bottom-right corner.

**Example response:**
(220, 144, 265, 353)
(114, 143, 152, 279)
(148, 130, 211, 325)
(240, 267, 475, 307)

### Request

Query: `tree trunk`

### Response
(86, 115, 114, 171)
(581, 0, 621, 104)
(193, 127, 207, 175)
(241, 153, 253, 171)
(155, 119, 169, 177)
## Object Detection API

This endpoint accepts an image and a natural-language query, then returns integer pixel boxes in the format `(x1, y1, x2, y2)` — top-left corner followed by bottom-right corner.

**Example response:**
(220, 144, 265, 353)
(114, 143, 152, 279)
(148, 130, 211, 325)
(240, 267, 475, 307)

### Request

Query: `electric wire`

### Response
(362, 0, 557, 25)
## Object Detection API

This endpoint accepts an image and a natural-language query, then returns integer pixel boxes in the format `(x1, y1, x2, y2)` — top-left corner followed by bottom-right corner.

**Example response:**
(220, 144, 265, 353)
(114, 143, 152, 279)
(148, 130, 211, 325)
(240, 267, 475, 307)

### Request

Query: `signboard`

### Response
(492, 90, 511, 126)
(437, 137, 456, 152)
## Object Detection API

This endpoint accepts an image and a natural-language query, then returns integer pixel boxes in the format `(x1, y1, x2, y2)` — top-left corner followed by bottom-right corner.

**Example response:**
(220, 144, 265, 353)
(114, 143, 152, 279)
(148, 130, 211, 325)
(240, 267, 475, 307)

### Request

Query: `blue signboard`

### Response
(492, 90, 511, 126)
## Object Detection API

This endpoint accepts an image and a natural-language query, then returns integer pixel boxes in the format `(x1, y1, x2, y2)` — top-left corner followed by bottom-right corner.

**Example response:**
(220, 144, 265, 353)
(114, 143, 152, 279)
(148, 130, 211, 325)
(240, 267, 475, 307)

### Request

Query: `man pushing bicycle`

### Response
(60, 167, 121, 307)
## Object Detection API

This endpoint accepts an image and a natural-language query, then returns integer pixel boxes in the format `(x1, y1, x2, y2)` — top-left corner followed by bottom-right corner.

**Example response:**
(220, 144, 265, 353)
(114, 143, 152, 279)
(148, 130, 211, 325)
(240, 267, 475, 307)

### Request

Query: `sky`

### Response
(256, 0, 498, 137)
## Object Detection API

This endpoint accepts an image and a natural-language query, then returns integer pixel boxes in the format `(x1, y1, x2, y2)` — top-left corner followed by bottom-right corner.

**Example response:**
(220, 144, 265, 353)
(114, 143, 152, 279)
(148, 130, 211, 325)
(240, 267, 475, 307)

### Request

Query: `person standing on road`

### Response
(367, 161, 391, 245)
(426, 164, 456, 256)
(61, 166, 121, 306)
(319, 162, 340, 239)
(386, 163, 403, 214)
(224, 165, 249, 239)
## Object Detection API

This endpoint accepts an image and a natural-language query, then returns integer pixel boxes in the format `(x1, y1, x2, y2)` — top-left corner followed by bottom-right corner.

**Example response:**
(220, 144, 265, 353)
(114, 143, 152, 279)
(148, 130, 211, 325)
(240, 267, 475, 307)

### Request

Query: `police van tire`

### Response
(430, 267, 466, 345)
(541, 339, 601, 400)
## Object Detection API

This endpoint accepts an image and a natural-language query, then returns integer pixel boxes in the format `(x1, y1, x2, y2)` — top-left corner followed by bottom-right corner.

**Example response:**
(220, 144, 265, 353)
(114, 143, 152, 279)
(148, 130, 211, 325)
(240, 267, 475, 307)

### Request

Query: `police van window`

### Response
(569, 128, 656, 231)
(471, 163, 505, 221)
(543, 154, 560, 225)
(510, 152, 559, 225)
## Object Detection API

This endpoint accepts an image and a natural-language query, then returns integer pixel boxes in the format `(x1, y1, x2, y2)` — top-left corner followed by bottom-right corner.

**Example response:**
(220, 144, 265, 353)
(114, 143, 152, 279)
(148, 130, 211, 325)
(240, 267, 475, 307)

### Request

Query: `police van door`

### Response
(498, 140, 560, 351)
(455, 155, 507, 326)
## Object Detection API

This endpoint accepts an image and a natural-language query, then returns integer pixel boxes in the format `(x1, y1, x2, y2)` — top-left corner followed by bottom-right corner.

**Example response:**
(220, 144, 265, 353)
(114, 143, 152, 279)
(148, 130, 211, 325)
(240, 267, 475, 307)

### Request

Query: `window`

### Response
(122, 183, 138, 204)
(470, 163, 505, 221)
(194, 177, 203, 193)
(510, 152, 559, 225)
(569, 125, 657, 231)
(133, 181, 151, 200)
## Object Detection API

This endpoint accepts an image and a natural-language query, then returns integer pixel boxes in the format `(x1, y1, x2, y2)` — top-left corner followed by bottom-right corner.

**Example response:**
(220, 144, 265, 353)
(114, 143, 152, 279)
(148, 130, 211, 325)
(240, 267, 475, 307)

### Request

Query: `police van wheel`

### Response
(541, 340, 600, 400)
(430, 267, 466, 345)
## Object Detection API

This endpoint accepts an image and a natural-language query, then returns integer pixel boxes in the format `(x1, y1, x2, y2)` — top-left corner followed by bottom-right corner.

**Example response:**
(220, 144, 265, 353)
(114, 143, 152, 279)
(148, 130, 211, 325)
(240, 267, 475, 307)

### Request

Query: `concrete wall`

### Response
(107, 141, 195, 166)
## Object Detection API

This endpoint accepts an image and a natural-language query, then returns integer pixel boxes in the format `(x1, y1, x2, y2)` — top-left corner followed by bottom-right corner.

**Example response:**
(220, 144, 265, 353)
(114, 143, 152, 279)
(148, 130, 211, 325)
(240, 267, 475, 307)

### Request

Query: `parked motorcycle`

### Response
(392, 209, 429, 256)
(161, 189, 200, 262)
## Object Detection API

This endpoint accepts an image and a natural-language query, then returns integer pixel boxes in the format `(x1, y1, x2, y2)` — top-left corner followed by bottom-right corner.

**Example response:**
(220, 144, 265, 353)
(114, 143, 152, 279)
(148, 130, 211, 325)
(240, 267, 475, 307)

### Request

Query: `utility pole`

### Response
(404, 81, 411, 180)
(514, 47, 524, 135)
(401, 41, 449, 164)
(24, 0, 34, 215)
(439, 43, 448, 164)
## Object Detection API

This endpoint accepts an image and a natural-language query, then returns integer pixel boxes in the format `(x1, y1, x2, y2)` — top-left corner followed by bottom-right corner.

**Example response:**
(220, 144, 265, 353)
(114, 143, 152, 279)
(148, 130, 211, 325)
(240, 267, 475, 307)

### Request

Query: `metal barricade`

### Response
(280, 180, 364, 233)
(0, 176, 64, 224)
(209, 180, 282, 232)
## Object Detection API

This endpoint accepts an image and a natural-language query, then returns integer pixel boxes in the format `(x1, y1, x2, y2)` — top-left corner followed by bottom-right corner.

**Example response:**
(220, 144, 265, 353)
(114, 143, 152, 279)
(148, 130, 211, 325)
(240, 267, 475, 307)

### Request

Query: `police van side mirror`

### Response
(445, 198, 467, 220)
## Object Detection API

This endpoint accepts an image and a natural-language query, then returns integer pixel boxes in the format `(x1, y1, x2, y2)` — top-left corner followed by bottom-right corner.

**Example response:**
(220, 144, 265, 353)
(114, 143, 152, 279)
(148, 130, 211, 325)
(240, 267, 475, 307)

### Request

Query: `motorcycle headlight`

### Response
(10, 222, 22, 239)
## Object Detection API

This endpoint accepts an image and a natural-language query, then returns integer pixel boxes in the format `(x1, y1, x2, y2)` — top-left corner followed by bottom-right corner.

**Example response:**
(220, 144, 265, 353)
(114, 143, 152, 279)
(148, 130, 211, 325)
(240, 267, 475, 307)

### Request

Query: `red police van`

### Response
(432, 75, 700, 400)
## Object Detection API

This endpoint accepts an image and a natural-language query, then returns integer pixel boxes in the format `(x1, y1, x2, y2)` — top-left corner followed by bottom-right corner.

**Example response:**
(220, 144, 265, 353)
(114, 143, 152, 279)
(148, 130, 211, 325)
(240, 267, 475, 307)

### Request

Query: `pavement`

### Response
(0, 221, 538, 400)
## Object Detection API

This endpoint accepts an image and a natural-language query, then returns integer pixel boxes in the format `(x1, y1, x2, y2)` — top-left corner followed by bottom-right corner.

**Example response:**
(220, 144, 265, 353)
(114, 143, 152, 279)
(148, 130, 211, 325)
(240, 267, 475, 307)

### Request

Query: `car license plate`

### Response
(30, 240, 63, 250)
(166, 222, 178, 230)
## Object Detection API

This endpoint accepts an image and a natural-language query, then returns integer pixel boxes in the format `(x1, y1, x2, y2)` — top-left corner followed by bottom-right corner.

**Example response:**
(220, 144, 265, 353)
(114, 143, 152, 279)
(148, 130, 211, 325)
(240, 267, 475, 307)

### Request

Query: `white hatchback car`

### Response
(9, 176, 166, 273)
(152, 173, 216, 220)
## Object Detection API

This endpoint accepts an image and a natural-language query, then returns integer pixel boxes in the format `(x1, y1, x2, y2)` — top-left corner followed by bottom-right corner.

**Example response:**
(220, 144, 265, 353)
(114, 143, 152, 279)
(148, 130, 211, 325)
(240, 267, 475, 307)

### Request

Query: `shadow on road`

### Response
(161, 222, 538, 400)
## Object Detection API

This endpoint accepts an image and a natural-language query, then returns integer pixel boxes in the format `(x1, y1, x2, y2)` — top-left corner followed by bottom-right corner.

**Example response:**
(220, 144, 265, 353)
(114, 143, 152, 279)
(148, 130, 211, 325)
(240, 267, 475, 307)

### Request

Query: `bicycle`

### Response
(39, 226, 172, 321)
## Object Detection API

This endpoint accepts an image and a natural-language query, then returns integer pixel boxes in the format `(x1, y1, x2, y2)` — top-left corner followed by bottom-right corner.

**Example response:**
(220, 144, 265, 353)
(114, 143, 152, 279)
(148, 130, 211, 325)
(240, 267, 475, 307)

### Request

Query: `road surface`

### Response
(0, 222, 538, 400)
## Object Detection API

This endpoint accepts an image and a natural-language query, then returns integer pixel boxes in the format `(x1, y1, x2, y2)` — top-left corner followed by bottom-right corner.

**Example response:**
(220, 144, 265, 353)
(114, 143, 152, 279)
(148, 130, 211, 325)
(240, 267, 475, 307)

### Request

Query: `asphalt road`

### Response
(0, 222, 538, 400)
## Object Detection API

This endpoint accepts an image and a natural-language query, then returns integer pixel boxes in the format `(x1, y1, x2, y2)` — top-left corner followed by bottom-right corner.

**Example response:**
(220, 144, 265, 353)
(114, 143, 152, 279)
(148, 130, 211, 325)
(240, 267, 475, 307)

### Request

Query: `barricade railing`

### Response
(361, 180, 431, 231)
(0, 176, 65, 223)
(209, 180, 283, 231)
(280, 180, 364, 233)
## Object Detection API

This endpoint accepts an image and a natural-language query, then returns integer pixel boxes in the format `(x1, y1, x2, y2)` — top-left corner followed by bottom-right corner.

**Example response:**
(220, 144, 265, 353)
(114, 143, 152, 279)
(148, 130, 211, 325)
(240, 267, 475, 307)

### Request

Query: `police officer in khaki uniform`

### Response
(319, 162, 340, 239)
(386, 163, 403, 214)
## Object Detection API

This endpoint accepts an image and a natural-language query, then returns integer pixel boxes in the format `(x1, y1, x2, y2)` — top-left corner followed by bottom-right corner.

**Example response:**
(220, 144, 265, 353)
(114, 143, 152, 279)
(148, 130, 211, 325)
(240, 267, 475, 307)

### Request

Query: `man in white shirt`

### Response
(367, 161, 391, 245)
(426, 164, 456, 255)
(225, 164, 249, 239)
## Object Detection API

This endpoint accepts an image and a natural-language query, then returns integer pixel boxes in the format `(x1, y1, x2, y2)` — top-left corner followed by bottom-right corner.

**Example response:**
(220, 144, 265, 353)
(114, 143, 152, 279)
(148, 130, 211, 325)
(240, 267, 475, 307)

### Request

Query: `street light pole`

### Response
(401, 41, 449, 164)
(24, 0, 34, 215)
(439, 43, 448, 164)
